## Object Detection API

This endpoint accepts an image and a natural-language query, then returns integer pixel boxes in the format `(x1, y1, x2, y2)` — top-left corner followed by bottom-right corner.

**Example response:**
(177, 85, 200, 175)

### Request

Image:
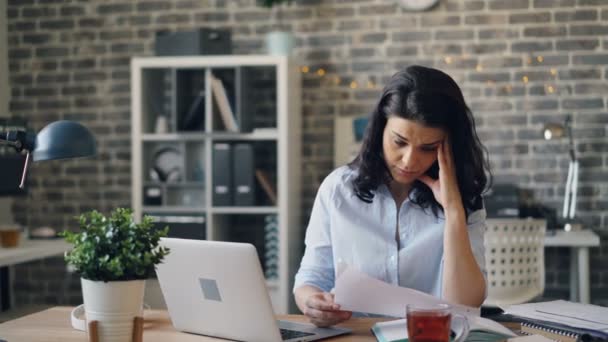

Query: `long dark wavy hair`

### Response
(349, 65, 491, 216)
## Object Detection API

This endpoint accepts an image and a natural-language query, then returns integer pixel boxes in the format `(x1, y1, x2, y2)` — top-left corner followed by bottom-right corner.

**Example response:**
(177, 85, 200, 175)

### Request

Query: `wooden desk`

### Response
(0, 307, 390, 341)
(544, 229, 600, 304)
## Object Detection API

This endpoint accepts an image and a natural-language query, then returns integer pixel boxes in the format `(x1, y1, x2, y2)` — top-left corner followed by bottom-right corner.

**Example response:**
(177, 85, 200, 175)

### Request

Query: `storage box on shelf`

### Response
(131, 55, 301, 313)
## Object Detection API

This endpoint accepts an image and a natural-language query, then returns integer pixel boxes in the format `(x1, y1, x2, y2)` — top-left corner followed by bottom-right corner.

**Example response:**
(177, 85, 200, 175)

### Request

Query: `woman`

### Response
(293, 65, 491, 327)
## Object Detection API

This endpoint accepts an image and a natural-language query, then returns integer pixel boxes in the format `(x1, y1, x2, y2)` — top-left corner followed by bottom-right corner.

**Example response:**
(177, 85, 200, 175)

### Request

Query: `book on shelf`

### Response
(255, 169, 277, 205)
(210, 74, 238, 132)
(180, 90, 205, 131)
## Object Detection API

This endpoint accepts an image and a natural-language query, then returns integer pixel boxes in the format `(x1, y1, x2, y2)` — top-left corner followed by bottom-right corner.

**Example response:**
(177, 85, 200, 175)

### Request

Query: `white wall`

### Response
(0, 1, 14, 223)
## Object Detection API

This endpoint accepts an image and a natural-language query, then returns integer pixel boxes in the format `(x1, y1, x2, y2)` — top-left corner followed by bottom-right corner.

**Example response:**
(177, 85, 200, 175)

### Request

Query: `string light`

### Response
(550, 68, 557, 76)
(316, 68, 326, 76)
(476, 64, 484, 72)
(522, 75, 529, 84)
(546, 85, 555, 94)
(350, 81, 358, 89)
(300, 66, 309, 73)
(444, 56, 453, 64)
(536, 56, 544, 63)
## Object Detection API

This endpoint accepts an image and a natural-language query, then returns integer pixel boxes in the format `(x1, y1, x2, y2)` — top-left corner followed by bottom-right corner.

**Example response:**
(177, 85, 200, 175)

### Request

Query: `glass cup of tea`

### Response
(406, 303, 452, 342)
(406, 303, 470, 342)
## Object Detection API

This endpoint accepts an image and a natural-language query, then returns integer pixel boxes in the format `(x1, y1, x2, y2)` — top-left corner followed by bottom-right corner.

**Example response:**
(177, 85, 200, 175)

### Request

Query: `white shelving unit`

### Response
(131, 55, 302, 314)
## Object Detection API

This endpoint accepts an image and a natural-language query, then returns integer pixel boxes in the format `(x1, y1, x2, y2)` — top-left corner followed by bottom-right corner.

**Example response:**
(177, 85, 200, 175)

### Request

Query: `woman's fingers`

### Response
(443, 137, 455, 169)
(303, 292, 352, 327)
(307, 309, 352, 327)
(305, 307, 350, 321)
(417, 174, 436, 189)
(305, 293, 338, 311)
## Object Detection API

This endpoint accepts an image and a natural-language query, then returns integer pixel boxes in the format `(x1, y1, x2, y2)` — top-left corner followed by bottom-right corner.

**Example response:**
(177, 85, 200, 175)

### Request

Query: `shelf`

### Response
(133, 55, 291, 68)
(144, 181, 205, 187)
(142, 129, 278, 142)
(142, 133, 205, 142)
(142, 206, 206, 214)
(133, 56, 300, 314)
(210, 207, 278, 214)
(210, 130, 278, 141)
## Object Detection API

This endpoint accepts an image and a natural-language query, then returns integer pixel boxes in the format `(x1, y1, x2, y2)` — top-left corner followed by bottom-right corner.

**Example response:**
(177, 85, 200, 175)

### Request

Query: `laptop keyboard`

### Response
(280, 328, 315, 340)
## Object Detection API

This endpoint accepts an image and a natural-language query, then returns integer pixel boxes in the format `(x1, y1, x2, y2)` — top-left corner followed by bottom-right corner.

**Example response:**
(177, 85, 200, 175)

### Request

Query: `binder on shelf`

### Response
(255, 169, 277, 205)
(210, 74, 238, 132)
(237, 67, 253, 133)
(212, 143, 233, 206)
(232, 143, 255, 206)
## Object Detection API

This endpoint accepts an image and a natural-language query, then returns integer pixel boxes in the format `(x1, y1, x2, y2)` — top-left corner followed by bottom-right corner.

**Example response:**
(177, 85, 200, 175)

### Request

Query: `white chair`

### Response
(483, 218, 546, 307)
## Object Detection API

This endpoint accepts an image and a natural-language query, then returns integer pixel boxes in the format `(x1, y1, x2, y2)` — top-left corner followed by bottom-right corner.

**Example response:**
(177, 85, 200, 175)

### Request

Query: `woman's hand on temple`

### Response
(302, 292, 352, 327)
(417, 138, 463, 212)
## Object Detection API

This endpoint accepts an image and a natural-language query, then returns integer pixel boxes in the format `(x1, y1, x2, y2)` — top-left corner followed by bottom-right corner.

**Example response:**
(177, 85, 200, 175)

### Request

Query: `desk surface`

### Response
(0, 240, 70, 268)
(544, 229, 600, 247)
(0, 307, 389, 342)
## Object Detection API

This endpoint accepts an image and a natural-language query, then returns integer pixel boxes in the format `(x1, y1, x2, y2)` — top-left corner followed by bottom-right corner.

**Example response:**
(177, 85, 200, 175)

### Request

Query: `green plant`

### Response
(61, 208, 169, 282)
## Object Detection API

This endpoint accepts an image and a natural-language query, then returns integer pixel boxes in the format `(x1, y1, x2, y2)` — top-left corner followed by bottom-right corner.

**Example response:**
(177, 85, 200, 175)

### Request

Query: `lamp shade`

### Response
(32, 120, 97, 162)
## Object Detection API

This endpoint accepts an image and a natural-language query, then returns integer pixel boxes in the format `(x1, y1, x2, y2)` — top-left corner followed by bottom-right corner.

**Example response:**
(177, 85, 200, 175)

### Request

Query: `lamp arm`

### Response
(0, 130, 36, 153)
(0, 130, 36, 190)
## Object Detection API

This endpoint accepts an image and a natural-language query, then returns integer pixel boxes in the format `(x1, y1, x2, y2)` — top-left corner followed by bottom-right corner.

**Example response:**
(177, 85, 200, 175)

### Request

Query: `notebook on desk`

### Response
(500, 300, 608, 342)
(156, 238, 351, 342)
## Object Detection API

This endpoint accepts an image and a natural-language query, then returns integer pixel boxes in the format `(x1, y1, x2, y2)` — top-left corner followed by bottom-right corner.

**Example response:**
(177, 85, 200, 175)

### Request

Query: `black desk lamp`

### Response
(0, 120, 96, 189)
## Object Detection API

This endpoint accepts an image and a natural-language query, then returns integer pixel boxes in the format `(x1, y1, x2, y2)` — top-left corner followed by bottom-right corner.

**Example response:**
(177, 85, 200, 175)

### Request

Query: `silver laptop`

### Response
(156, 238, 351, 342)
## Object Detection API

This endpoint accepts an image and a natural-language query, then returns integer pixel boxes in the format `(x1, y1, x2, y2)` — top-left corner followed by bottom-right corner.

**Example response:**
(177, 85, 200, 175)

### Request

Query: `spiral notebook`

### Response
(520, 321, 577, 342)
(502, 300, 608, 342)
(517, 317, 608, 342)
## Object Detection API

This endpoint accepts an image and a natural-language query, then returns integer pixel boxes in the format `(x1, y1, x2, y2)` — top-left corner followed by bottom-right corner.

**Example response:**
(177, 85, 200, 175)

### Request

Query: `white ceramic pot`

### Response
(81, 278, 145, 342)
(265, 31, 295, 56)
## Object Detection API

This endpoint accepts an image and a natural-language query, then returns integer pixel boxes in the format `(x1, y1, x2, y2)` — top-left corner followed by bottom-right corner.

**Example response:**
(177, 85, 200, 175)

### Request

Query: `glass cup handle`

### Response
(452, 315, 470, 342)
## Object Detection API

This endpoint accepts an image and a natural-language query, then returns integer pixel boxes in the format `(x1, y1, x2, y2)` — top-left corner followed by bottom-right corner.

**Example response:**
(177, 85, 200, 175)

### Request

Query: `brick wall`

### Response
(6, 0, 608, 307)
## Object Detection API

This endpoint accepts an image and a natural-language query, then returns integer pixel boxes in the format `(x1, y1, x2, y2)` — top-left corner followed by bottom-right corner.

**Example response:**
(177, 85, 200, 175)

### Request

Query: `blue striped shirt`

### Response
(294, 166, 487, 299)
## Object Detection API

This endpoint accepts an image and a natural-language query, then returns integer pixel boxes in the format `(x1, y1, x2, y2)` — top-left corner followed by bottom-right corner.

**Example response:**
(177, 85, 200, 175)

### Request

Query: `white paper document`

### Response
(332, 263, 480, 318)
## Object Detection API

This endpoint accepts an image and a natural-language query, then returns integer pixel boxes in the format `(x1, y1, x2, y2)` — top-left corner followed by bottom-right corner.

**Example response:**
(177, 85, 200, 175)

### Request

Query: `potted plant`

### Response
(260, 0, 295, 55)
(61, 208, 169, 342)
